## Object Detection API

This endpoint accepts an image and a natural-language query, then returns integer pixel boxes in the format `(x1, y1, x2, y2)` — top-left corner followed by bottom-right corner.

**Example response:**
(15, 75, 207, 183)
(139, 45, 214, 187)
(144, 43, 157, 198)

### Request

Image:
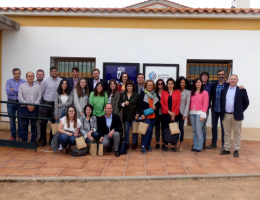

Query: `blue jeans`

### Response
(7, 102, 23, 138)
(84, 132, 100, 143)
(202, 110, 209, 144)
(124, 120, 137, 144)
(58, 133, 76, 148)
(211, 110, 225, 146)
(189, 114, 204, 151)
(20, 107, 38, 142)
(142, 118, 156, 148)
(55, 109, 66, 123)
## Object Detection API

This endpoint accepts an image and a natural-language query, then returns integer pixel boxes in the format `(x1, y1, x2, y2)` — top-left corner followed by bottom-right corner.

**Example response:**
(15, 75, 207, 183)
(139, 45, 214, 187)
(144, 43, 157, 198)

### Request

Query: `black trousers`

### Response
(39, 101, 55, 142)
(162, 114, 178, 145)
(155, 114, 164, 143)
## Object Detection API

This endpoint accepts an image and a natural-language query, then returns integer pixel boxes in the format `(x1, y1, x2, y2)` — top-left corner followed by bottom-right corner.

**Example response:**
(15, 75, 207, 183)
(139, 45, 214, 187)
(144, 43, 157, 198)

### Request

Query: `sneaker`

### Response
(155, 144, 160, 149)
(141, 146, 146, 154)
(147, 146, 152, 152)
(163, 147, 168, 152)
(10, 137, 16, 141)
(171, 147, 177, 152)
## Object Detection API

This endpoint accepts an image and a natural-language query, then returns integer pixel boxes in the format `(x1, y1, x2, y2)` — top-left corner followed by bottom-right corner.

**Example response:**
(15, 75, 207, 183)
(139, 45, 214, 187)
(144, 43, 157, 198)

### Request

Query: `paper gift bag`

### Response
(132, 122, 139, 134)
(169, 122, 180, 135)
(98, 143, 103, 156)
(51, 124, 59, 135)
(89, 142, 97, 156)
(136, 121, 149, 135)
(75, 136, 87, 150)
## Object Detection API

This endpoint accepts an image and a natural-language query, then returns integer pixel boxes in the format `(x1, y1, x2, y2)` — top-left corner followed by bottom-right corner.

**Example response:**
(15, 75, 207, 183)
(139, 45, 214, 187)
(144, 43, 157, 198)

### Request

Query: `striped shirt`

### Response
(6, 78, 26, 100)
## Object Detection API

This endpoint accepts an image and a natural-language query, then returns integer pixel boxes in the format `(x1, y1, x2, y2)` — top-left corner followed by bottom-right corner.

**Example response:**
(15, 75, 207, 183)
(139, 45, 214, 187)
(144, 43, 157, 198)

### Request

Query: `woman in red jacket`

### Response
(161, 78, 181, 152)
(189, 78, 209, 152)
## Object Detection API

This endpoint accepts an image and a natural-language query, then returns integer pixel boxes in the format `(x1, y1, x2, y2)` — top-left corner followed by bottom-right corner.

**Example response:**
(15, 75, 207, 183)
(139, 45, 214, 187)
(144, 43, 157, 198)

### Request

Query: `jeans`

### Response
(7, 102, 22, 138)
(85, 131, 100, 143)
(189, 114, 204, 151)
(202, 110, 209, 144)
(142, 118, 156, 148)
(58, 133, 76, 148)
(155, 114, 164, 143)
(178, 114, 185, 143)
(55, 109, 66, 123)
(211, 110, 225, 146)
(20, 107, 38, 142)
(124, 120, 136, 144)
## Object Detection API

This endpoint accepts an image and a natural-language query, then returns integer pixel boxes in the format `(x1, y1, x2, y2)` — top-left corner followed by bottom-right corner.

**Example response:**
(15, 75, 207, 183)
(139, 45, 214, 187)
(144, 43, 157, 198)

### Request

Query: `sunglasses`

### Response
(157, 83, 163, 85)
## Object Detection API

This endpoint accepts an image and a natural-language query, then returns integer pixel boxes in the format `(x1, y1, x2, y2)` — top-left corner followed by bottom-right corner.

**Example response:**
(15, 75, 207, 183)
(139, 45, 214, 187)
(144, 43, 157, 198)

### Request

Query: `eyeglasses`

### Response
(157, 83, 163, 85)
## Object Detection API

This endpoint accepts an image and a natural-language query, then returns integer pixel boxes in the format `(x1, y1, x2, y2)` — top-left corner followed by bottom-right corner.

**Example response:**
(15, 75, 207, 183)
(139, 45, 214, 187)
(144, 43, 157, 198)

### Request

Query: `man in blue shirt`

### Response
(5, 68, 26, 140)
(200, 71, 212, 149)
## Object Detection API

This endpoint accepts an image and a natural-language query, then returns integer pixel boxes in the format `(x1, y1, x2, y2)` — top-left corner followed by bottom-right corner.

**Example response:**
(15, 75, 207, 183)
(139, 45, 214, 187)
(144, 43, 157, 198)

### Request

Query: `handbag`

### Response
(98, 143, 103, 156)
(119, 142, 127, 155)
(136, 121, 149, 135)
(169, 122, 180, 135)
(75, 134, 87, 150)
(143, 108, 154, 116)
(89, 140, 97, 156)
(71, 145, 89, 157)
(164, 128, 179, 144)
(132, 121, 139, 134)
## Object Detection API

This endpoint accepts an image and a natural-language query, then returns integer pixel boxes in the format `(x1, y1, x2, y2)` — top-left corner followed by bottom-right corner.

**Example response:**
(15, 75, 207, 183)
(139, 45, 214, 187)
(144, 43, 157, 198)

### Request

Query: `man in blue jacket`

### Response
(220, 74, 249, 157)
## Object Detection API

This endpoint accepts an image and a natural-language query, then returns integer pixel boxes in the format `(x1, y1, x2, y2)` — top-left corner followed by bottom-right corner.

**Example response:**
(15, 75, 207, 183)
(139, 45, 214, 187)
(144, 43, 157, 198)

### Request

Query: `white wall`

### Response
(2, 27, 259, 128)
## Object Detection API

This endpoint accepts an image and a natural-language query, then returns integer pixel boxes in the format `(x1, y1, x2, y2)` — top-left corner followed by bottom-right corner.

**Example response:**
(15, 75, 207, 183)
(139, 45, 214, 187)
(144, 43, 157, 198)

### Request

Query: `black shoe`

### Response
(163, 147, 168, 152)
(162, 144, 165, 149)
(171, 147, 176, 153)
(107, 147, 112, 153)
(207, 143, 217, 149)
(191, 148, 196, 151)
(126, 143, 129, 150)
(203, 143, 207, 149)
(220, 150, 231, 155)
(38, 139, 46, 147)
(234, 150, 239, 157)
(155, 144, 160, 149)
(196, 150, 201, 152)
(115, 151, 120, 157)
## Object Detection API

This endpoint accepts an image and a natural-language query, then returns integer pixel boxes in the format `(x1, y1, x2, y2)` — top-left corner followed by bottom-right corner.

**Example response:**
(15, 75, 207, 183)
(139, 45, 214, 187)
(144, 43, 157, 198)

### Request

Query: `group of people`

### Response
(6, 66, 249, 158)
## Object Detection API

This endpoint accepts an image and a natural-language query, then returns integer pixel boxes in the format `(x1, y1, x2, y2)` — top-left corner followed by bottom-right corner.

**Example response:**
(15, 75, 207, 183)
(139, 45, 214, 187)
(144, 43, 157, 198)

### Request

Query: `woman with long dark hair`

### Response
(155, 79, 166, 149)
(54, 79, 73, 122)
(107, 79, 120, 115)
(89, 82, 108, 117)
(58, 105, 82, 155)
(73, 78, 89, 117)
(176, 76, 191, 151)
(160, 78, 181, 152)
(189, 78, 209, 152)
(118, 72, 130, 93)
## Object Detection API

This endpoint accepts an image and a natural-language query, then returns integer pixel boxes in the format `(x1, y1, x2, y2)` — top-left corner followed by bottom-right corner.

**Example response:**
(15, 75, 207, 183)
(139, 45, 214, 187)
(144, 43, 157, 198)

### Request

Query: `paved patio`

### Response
(0, 139, 260, 178)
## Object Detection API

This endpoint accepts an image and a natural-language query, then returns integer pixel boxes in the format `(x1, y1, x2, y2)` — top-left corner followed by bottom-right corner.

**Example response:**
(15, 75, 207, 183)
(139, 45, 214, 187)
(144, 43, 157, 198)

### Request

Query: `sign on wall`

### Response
(143, 63, 179, 83)
(103, 62, 140, 84)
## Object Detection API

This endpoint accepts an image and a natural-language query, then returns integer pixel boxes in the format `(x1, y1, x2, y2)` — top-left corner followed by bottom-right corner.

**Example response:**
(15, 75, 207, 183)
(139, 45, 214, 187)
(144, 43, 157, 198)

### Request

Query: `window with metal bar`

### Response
(50, 57, 96, 79)
(186, 60, 233, 83)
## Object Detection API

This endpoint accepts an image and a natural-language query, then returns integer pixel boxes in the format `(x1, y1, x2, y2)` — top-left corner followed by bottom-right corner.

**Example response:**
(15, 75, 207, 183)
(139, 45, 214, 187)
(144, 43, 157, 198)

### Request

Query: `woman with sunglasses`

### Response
(57, 106, 82, 155)
(107, 79, 120, 115)
(155, 79, 166, 149)
(89, 82, 108, 117)
(176, 76, 191, 151)
(119, 81, 139, 150)
(118, 72, 130, 93)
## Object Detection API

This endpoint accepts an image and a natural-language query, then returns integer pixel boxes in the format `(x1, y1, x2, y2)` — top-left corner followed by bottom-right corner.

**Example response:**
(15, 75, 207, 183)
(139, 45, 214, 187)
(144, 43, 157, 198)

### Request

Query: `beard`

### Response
(37, 78, 43, 81)
(51, 75, 57, 78)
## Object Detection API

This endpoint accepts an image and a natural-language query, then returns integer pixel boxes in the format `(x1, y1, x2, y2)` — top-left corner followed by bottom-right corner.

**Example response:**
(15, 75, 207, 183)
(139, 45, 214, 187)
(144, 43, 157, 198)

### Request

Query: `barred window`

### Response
(187, 60, 232, 83)
(51, 57, 96, 79)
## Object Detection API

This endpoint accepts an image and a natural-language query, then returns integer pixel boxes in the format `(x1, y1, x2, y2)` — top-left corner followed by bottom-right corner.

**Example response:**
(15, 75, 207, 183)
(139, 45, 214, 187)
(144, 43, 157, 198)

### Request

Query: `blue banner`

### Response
(105, 65, 138, 84)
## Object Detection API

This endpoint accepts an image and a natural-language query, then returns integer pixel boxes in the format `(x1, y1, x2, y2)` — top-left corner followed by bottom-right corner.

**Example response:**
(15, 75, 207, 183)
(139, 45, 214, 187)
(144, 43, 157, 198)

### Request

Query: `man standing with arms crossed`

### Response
(6, 68, 26, 141)
(39, 67, 62, 146)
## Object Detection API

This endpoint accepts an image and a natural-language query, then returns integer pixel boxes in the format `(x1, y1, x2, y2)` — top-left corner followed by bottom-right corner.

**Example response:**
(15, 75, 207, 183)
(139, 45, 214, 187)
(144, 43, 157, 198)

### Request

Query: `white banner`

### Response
(144, 66, 178, 83)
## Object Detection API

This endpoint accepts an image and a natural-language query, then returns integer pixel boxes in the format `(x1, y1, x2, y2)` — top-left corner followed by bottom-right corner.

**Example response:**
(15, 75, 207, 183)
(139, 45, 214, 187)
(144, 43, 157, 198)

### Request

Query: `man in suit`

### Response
(220, 74, 249, 157)
(98, 103, 123, 157)
(67, 67, 79, 91)
(134, 73, 145, 94)
(88, 68, 108, 93)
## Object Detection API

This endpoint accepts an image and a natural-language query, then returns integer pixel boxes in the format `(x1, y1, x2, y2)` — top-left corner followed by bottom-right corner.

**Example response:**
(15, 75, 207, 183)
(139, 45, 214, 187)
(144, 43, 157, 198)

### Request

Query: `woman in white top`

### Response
(58, 106, 82, 155)
(54, 79, 73, 122)
(73, 78, 90, 117)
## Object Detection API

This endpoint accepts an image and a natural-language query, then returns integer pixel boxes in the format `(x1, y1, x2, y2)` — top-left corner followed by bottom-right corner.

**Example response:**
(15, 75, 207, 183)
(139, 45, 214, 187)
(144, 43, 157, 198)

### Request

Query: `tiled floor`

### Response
(0, 139, 260, 177)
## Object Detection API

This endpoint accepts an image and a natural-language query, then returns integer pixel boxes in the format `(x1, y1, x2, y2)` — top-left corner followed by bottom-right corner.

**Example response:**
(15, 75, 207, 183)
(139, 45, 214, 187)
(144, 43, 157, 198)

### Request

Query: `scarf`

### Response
(144, 89, 156, 99)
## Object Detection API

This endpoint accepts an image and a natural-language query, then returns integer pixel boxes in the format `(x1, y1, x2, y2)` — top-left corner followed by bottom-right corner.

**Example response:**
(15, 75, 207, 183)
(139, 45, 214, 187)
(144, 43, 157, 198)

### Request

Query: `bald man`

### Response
(18, 72, 42, 143)
(220, 74, 249, 157)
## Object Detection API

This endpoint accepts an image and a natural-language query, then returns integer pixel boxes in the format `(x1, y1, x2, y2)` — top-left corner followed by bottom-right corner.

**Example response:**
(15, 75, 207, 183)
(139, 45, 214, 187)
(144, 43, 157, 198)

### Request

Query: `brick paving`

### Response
(0, 139, 260, 178)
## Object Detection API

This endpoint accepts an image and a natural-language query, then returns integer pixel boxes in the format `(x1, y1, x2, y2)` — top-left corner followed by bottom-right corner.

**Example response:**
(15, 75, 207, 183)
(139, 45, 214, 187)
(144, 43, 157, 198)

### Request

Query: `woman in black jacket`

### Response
(138, 80, 160, 154)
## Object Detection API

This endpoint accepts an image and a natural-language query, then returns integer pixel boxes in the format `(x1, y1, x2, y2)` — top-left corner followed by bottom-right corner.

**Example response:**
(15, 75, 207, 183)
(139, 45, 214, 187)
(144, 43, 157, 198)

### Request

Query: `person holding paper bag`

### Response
(160, 78, 181, 152)
(119, 81, 139, 150)
(98, 104, 123, 157)
(138, 80, 160, 154)
(189, 78, 209, 152)
(78, 104, 99, 143)
(58, 106, 82, 155)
